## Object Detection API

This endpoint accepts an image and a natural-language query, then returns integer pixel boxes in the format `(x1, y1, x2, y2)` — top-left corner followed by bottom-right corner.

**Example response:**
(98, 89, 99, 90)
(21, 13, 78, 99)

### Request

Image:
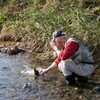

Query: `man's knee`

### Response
(58, 60, 66, 71)
(58, 60, 72, 76)
(58, 59, 72, 70)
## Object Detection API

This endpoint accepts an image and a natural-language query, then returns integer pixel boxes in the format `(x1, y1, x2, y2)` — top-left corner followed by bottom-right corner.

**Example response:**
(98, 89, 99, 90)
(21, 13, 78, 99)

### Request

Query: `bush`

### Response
(0, 12, 6, 24)
(0, 0, 100, 58)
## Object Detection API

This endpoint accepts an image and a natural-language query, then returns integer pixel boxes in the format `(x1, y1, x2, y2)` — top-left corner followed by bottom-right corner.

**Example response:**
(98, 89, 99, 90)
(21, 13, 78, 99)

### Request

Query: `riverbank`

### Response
(0, 41, 100, 100)
(0, 0, 100, 67)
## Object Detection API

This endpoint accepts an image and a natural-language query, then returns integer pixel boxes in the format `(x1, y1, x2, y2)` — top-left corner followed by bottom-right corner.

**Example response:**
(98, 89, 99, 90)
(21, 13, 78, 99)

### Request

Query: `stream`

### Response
(0, 52, 52, 100)
(0, 51, 100, 100)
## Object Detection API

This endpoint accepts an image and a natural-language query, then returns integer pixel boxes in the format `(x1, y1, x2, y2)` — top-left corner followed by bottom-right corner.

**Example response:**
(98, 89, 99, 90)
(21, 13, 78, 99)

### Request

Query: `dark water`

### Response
(0, 53, 49, 100)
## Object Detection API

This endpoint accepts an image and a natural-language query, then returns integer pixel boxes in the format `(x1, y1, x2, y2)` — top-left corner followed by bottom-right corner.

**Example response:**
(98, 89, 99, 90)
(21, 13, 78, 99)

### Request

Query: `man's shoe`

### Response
(71, 73, 89, 84)
(77, 76, 89, 84)
(65, 74, 79, 86)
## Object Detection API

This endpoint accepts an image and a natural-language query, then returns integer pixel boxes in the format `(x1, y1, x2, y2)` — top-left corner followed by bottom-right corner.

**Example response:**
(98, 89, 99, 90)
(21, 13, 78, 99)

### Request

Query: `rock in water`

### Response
(23, 83, 32, 89)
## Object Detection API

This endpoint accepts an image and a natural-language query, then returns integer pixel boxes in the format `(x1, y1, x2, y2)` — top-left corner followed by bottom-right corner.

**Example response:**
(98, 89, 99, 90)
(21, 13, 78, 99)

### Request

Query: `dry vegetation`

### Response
(0, 0, 100, 63)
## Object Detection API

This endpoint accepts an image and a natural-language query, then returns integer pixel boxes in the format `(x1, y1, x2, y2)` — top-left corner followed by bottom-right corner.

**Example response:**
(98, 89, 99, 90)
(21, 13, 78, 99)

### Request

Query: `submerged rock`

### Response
(23, 83, 32, 89)
(7, 45, 25, 55)
(0, 45, 25, 55)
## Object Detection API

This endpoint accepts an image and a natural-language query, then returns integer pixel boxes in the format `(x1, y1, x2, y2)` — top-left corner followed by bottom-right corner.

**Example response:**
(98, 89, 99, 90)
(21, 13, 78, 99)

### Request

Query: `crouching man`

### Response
(40, 30, 94, 86)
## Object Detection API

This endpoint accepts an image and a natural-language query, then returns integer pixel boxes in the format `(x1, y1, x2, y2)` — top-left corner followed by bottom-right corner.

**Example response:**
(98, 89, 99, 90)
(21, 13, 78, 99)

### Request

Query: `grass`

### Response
(0, 0, 100, 60)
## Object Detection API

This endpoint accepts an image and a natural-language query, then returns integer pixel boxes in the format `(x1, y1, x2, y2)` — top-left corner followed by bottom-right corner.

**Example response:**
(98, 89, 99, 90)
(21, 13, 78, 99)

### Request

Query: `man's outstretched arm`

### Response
(40, 62, 58, 75)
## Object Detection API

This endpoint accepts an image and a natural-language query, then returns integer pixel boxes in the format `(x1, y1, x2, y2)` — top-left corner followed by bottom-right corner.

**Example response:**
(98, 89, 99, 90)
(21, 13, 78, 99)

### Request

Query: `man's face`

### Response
(54, 36, 65, 49)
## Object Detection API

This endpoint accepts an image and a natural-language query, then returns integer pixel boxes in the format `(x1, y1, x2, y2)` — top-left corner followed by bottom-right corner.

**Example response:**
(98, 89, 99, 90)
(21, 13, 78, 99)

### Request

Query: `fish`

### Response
(21, 69, 35, 76)
(21, 67, 42, 76)
(34, 67, 43, 76)
(34, 68, 39, 76)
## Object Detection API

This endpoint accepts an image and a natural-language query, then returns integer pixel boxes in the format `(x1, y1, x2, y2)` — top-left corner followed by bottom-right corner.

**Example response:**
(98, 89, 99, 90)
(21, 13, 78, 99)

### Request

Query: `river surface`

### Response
(0, 52, 100, 100)
(0, 52, 52, 100)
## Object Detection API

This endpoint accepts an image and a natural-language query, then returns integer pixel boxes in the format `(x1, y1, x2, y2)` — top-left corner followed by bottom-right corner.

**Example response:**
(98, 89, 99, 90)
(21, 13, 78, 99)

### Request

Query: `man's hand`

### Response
(40, 62, 58, 76)
(50, 39, 61, 56)
(50, 39, 58, 51)
(40, 68, 48, 75)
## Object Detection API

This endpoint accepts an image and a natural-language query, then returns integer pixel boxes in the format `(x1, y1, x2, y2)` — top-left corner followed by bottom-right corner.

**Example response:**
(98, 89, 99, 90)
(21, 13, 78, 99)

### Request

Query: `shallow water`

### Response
(0, 52, 100, 100)
(0, 41, 54, 100)
(0, 53, 38, 100)
(0, 52, 54, 100)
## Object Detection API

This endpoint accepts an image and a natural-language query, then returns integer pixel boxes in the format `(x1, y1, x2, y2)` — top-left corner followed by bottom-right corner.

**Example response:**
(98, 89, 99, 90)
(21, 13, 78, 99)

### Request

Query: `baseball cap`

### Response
(52, 30, 65, 38)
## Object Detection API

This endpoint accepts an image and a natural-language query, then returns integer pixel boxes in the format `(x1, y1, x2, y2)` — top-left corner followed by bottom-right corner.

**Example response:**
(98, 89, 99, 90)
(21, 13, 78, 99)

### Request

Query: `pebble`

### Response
(2, 67, 10, 71)
(79, 95, 83, 99)
(92, 86, 100, 92)
(74, 87, 78, 90)
(22, 83, 32, 89)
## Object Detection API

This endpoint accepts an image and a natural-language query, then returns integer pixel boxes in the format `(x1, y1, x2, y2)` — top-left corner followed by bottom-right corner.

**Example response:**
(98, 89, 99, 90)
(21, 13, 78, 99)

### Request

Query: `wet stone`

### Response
(0, 84, 6, 89)
(79, 95, 84, 99)
(0, 45, 25, 55)
(22, 83, 38, 94)
(92, 86, 100, 93)
(2, 67, 10, 71)
(22, 83, 32, 89)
